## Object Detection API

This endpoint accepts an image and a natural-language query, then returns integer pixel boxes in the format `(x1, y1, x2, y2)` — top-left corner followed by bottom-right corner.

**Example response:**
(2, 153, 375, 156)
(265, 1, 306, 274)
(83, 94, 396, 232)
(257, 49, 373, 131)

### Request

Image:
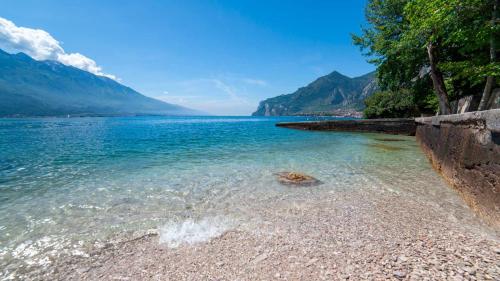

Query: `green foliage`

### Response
(363, 89, 417, 118)
(441, 61, 500, 87)
(353, 0, 499, 118)
(352, 0, 420, 91)
(422, 91, 439, 112)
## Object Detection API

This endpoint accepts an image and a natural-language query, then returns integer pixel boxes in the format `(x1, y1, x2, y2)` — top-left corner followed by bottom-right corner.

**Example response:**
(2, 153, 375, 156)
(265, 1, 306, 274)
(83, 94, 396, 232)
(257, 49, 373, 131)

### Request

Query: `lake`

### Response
(0, 116, 476, 277)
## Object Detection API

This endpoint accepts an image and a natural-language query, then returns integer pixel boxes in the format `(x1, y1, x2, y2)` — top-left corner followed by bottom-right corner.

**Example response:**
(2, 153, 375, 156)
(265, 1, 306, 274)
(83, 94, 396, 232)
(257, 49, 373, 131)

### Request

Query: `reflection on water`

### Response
(0, 116, 482, 274)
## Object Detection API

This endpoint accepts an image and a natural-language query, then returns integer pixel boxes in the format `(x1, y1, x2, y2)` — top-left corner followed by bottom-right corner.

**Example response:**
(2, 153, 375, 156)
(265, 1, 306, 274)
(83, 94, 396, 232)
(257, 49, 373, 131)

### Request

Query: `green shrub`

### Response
(363, 89, 418, 119)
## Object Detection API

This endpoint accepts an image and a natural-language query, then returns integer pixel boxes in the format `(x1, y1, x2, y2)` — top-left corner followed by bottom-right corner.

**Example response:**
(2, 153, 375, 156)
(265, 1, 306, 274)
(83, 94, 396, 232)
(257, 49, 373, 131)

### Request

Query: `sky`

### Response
(0, 0, 374, 115)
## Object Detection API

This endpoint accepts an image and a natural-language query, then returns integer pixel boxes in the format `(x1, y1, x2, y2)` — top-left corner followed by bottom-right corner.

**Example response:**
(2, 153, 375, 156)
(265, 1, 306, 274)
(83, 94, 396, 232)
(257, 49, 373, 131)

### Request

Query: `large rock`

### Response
(487, 88, 500, 110)
(275, 172, 321, 187)
(457, 95, 474, 114)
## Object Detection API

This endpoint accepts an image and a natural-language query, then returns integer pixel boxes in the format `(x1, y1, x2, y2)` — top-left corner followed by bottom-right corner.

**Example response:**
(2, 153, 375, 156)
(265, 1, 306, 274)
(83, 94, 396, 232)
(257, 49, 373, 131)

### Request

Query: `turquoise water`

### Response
(0, 116, 463, 274)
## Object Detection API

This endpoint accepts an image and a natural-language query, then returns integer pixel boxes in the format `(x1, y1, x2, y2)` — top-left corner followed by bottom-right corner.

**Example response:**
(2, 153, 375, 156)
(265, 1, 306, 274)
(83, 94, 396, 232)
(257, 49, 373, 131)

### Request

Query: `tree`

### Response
(352, 0, 419, 92)
(400, 0, 469, 115)
(352, 0, 444, 114)
(479, 0, 499, 110)
(363, 89, 417, 118)
(354, 0, 499, 117)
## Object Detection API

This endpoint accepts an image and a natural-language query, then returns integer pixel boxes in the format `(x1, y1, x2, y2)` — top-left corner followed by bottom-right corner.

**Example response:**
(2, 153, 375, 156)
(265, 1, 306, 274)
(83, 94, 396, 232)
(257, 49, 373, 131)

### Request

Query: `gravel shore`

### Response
(31, 185, 499, 281)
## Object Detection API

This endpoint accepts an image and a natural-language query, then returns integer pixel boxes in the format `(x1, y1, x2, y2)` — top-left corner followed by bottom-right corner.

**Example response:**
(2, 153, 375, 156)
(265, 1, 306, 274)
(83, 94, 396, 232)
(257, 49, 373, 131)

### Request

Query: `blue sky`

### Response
(1, 0, 373, 115)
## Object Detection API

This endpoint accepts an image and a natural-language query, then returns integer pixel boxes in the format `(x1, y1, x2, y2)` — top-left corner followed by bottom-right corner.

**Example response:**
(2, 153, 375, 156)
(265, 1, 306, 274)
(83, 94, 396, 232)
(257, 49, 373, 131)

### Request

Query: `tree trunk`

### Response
(479, 77, 496, 110)
(478, 0, 498, 111)
(427, 41, 451, 115)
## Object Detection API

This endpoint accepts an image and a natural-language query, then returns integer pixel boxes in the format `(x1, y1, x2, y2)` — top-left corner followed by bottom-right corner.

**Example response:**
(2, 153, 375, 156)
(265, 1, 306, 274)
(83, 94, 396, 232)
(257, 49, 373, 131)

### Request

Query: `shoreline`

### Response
(22, 183, 500, 280)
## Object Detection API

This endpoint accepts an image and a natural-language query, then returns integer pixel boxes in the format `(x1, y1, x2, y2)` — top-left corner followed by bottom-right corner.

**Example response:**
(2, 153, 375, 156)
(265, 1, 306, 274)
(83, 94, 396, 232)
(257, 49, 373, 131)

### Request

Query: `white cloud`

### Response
(241, 78, 267, 86)
(0, 17, 116, 80)
(204, 79, 256, 107)
(159, 92, 202, 105)
(209, 79, 240, 100)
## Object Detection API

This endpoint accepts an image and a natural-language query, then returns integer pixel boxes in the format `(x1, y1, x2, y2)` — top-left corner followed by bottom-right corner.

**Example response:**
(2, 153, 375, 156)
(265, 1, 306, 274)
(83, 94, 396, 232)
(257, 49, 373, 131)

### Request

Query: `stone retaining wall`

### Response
(415, 110, 500, 229)
(276, 118, 416, 135)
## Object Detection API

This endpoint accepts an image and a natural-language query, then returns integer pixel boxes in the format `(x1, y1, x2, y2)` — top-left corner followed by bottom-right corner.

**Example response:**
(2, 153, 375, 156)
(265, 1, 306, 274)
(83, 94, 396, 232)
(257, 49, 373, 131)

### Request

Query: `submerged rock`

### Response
(275, 172, 321, 186)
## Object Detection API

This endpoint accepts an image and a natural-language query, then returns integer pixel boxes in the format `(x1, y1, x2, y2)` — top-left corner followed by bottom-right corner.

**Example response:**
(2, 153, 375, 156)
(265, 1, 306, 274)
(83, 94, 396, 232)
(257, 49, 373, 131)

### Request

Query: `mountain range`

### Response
(252, 71, 377, 116)
(0, 49, 199, 117)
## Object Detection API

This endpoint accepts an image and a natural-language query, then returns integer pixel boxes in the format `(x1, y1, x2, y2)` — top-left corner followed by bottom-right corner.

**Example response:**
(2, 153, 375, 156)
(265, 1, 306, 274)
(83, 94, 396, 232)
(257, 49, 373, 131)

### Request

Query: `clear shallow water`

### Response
(0, 116, 476, 273)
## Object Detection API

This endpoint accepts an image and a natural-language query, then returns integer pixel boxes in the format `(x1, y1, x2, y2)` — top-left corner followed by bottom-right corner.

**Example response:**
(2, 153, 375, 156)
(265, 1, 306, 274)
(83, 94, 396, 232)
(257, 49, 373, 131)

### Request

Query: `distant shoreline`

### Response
(0, 114, 210, 119)
(0, 114, 358, 119)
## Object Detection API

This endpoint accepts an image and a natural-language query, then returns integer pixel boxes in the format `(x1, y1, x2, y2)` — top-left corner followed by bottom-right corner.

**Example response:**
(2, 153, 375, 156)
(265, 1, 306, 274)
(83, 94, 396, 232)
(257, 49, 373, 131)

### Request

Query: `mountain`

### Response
(0, 49, 199, 117)
(252, 71, 377, 116)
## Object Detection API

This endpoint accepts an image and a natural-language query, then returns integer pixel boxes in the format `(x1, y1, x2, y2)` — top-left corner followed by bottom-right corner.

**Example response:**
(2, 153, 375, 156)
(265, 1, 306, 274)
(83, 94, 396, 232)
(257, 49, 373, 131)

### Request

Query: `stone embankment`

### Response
(276, 118, 416, 135)
(415, 109, 500, 229)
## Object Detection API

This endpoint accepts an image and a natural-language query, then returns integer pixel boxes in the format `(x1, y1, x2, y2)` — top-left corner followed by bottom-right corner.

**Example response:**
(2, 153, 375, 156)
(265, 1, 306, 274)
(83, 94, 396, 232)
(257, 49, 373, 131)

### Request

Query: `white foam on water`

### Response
(5, 235, 88, 270)
(159, 216, 233, 248)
